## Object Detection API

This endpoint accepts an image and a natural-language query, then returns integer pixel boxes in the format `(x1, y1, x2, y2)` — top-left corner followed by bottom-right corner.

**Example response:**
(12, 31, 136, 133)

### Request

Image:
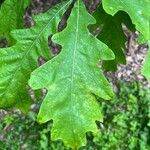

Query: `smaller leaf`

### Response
(102, 0, 150, 41)
(0, 0, 31, 42)
(142, 41, 150, 81)
(92, 5, 135, 71)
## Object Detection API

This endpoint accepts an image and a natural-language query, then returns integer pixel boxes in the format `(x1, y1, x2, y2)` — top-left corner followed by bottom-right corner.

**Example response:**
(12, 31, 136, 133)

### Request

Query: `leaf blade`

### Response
(29, 0, 114, 148)
(0, 1, 71, 112)
(92, 5, 135, 71)
(102, 0, 150, 41)
(0, 0, 31, 41)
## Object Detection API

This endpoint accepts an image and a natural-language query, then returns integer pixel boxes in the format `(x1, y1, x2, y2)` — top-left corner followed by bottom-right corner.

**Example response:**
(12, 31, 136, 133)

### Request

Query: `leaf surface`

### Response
(142, 41, 150, 80)
(92, 5, 135, 71)
(0, 1, 71, 112)
(102, 0, 150, 78)
(0, 0, 31, 41)
(29, 0, 114, 148)
(102, 0, 150, 41)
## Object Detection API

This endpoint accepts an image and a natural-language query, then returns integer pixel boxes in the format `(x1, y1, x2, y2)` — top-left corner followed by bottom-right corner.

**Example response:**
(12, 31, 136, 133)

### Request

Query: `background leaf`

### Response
(102, 0, 150, 41)
(29, 0, 114, 149)
(0, 1, 71, 112)
(142, 41, 150, 81)
(0, 0, 31, 42)
(92, 4, 135, 71)
(102, 0, 150, 80)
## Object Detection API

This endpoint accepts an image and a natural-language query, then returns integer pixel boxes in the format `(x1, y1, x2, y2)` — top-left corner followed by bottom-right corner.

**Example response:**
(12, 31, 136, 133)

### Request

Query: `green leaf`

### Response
(92, 5, 135, 71)
(102, 0, 150, 41)
(0, 1, 71, 112)
(102, 0, 150, 78)
(29, 0, 114, 148)
(0, 0, 31, 42)
(142, 41, 150, 81)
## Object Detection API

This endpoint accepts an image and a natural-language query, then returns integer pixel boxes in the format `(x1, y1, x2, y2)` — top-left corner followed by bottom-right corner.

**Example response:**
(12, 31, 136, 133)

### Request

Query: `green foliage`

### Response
(93, 81, 150, 150)
(0, 111, 69, 150)
(0, 1, 71, 112)
(142, 41, 150, 81)
(92, 4, 135, 71)
(0, 0, 149, 149)
(102, 0, 150, 78)
(29, 1, 114, 148)
(0, 0, 31, 42)
(0, 110, 47, 150)
(0, 81, 150, 150)
(102, 0, 150, 41)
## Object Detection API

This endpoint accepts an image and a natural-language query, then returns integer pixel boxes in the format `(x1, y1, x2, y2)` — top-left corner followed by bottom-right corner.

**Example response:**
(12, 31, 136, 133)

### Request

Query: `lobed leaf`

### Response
(92, 5, 135, 71)
(102, 0, 150, 41)
(0, 0, 31, 42)
(29, 0, 114, 149)
(102, 0, 150, 79)
(0, 1, 71, 112)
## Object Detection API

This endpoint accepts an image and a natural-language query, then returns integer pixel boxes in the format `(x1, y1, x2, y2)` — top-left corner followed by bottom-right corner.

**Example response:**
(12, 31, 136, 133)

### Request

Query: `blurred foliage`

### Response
(91, 81, 150, 150)
(0, 81, 150, 150)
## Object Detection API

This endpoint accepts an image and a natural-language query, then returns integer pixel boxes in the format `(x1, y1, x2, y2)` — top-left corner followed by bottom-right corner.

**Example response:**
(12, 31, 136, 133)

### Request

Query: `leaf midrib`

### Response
(69, 0, 80, 146)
